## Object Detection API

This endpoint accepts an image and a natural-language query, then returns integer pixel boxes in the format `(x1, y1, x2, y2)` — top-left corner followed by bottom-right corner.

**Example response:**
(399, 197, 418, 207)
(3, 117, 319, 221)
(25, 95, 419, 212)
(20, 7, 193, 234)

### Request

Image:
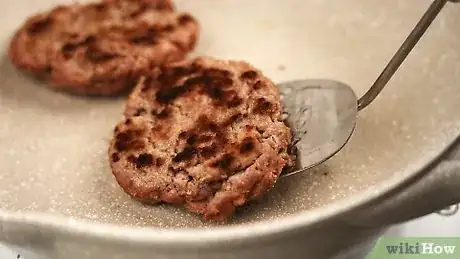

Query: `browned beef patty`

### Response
(9, 0, 199, 96)
(109, 57, 293, 221)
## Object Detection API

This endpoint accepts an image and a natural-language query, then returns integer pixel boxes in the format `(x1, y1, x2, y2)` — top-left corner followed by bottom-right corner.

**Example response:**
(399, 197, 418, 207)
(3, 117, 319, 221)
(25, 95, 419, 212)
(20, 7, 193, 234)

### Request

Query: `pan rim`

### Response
(1, 134, 458, 249)
(1, 0, 460, 250)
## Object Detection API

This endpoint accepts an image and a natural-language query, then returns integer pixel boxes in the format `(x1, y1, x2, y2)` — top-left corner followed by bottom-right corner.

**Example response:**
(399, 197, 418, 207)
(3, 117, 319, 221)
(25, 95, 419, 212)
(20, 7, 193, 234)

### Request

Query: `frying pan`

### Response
(1, 0, 460, 258)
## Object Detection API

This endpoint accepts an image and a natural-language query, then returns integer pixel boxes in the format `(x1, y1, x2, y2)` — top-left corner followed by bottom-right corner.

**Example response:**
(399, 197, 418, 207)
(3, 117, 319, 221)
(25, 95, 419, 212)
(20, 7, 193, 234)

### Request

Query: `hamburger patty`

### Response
(109, 56, 294, 221)
(8, 0, 199, 96)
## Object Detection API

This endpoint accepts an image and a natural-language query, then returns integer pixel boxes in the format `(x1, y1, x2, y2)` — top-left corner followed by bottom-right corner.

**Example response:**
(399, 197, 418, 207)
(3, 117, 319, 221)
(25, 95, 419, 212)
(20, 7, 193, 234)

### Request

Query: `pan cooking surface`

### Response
(1, 0, 460, 228)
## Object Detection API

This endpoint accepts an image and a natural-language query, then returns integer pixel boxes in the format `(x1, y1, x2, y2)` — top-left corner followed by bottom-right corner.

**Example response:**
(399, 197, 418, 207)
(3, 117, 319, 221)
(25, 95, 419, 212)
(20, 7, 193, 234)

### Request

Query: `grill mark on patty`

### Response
(61, 35, 96, 59)
(27, 17, 53, 34)
(253, 97, 275, 115)
(240, 70, 258, 80)
(85, 44, 121, 62)
(114, 128, 145, 152)
(173, 146, 197, 162)
(155, 67, 236, 106)
(178, 14, 195, 26)
(240, 137, 255, 153)
(132, 153, 154, 168)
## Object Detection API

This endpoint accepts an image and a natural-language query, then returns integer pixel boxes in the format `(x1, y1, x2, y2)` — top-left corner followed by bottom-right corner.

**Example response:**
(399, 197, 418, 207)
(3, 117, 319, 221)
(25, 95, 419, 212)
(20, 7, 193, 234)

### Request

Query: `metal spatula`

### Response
(281, 0, 458, 178)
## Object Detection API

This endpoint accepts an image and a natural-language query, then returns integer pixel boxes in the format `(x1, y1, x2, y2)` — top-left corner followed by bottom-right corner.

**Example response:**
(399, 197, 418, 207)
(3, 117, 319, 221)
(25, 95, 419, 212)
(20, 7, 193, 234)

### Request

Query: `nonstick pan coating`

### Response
(1, 0, 460, 229)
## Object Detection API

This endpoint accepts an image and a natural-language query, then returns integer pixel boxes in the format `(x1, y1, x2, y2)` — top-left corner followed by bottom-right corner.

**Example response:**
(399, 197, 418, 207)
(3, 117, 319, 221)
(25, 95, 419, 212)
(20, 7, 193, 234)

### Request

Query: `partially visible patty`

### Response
(109, 57, 294, 221)
(9, 0, 199, 96)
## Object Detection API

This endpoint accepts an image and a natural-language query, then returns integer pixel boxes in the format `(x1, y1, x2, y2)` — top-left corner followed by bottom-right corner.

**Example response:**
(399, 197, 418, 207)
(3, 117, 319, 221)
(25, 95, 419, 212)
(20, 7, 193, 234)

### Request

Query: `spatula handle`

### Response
(357, 0, 453, 111)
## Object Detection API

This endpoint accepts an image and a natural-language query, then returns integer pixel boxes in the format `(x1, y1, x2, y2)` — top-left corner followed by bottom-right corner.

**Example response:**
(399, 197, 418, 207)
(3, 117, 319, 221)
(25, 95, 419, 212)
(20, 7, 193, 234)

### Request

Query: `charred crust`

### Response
(253, 97, 274, 114)
(178, 14, 195, 26)
(162, 24, 175, 32)
(130, 33, 158, 45)
(155, 157, 165, 166)
(134, 153, 154, 168)
(211, 154, 234, 169)
(125, 76, 140, 91)
(129, 0, 174, 17)
(155, 67, 234, 105)
(85, 44, 120, 62)
(173, 147, 197, 162)
(196, 115, 218, 132)
(227, 95, 242, 107)
(134, 108, 147, 116)
(240, 70, 258, 81)
(186, 133, 214, 146)
(157, 109, 170, 119)
(114, 129, 145, 152)
(111, 153, 120, 162)
(129, 23, 179, 45)
(178, 131, 188, 139)
(61, 44, 77, 59)
(127, 155, 136, 163)
(186, 134, 198, 145)
(198, 135, 213, 143)
(151, 124, 163, 133)
(81, 36, 97, 45)
(151, 107, 170, 119)
(61, 36, 96, 59)
(156, 85, 185, 104)
(204, 84, 224, 99)
(157, 65, 199, 85)
(27, 17, 53, 34)
(203, 68, 232, 78)
(253, 80, 264, 90)
(199, 144, 218, 158)
(256, 127, 265, 135)
(245, 125, 255, 131)
(240, 137, 255, 153)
